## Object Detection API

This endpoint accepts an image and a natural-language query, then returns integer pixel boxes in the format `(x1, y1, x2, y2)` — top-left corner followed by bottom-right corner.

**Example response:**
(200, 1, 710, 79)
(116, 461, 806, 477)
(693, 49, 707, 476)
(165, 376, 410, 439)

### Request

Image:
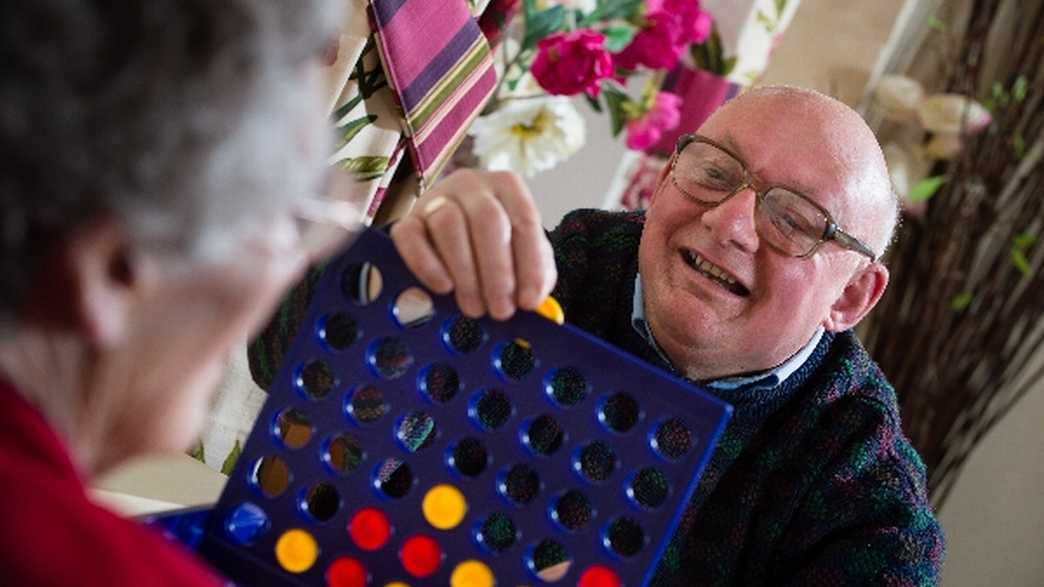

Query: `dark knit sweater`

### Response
(249, 210, 945, 586)
(548, 209, 944, 586)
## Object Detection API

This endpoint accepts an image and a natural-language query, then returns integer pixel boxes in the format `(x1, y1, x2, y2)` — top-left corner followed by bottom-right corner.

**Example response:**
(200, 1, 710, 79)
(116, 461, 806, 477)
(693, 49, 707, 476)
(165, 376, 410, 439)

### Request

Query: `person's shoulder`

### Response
(811, 330, 900, 416)
(550, 208, 645, 240)
(0, 472, 220, 586)
(800, 331, 932, 488)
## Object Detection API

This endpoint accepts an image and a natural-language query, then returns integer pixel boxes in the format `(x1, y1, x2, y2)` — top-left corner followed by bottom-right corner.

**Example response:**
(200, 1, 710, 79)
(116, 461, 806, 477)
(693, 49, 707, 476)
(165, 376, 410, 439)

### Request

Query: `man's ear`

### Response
(61, 219, 139, 350)
(823, 262, 889, 332)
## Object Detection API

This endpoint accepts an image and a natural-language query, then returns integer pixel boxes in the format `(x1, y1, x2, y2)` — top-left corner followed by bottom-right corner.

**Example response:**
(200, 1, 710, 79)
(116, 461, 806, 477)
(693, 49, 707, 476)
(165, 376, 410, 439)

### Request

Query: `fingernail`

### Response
(518, 287, 541, 310)
(491, 298, 515, 321)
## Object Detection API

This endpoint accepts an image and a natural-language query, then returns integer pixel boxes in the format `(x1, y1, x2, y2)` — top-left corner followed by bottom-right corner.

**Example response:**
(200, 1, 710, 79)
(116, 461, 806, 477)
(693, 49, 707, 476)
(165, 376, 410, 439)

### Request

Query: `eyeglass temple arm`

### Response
(829, 226, 878, 261)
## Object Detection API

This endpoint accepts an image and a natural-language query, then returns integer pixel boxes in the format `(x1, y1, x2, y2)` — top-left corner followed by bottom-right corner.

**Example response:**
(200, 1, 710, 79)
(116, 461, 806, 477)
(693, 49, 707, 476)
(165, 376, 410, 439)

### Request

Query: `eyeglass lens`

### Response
(673, 141, 828, 256)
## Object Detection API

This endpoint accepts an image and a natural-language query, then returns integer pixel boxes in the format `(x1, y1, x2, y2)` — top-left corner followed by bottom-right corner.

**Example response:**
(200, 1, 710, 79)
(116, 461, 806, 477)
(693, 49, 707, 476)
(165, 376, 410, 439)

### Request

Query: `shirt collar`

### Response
(631, 274, 824, 392)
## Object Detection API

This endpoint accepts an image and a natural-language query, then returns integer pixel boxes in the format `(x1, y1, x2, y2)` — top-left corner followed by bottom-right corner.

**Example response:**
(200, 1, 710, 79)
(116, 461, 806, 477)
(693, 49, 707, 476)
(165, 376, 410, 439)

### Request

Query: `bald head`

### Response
(705, 86, 898, 258)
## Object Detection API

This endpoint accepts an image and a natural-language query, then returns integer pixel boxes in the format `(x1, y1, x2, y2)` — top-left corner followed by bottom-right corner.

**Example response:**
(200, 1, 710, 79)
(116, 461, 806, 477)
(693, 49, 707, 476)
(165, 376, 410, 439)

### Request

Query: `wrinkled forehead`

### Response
(697, 94, 877, 225)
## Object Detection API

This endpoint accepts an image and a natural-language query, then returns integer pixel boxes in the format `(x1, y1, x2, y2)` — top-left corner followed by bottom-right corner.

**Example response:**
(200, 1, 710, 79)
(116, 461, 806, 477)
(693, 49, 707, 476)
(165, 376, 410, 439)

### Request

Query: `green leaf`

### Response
(927, 15, 946, 31)
(331, 93, 365, 123)
(990, 81, 1010, 109)
(774, 0, 788, 17)
(722, 56, 738, 76)
(908, 175, 947, 202)
(522, 4, 566, 51)
(522, 0, 538, 20)
(336, 114, 378, 149)
(603, 25, 637, 52)
(221, 439, 242, 476)
(584, 92, 603, 113)
(603, 86, 631, 137)
(188, 440, 205, 464)
(339, 155, 389, 182)
(1013, 231, 1037, 250)
(1011, 248, 1033, 277)
(581, 0, 643, 25)
(692, 22, 725, 73)
(950, 292, 973, 311)
(1013, 131, 1026, 159)
(1013, 75, 1028, 102)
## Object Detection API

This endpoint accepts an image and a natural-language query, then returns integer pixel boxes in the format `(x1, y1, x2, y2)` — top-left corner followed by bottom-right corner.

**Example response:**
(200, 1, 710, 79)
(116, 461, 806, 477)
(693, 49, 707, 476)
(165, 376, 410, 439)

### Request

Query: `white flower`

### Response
(924, 132, 963, 160)
(539, 0, 597, 13)
(873, 75, 924, 122)
(468, 96, 585, 177)
(883, 141, 931, 217)
(918, 93, 992, 134)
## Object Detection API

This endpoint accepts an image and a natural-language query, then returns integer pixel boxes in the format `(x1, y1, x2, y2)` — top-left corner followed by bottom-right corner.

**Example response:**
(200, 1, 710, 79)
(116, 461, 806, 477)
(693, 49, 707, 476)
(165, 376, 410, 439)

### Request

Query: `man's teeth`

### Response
(685, 251, 737, 286)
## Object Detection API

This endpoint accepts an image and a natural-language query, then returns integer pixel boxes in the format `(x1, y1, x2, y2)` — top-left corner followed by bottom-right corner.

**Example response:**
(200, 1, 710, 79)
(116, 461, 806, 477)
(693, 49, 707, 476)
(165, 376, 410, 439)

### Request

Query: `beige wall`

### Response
(758, 0, 906, 105)
(937, 382, 1044, 586)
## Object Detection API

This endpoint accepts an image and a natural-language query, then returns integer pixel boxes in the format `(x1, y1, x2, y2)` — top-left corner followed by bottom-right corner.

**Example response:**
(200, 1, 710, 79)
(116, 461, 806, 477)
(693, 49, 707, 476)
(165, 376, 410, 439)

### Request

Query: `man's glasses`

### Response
(670, 134, 878, 261)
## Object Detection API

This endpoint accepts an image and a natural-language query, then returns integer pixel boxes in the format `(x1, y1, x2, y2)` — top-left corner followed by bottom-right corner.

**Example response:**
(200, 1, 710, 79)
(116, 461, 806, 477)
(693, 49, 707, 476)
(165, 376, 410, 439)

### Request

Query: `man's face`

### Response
(638, 95, 876, 380)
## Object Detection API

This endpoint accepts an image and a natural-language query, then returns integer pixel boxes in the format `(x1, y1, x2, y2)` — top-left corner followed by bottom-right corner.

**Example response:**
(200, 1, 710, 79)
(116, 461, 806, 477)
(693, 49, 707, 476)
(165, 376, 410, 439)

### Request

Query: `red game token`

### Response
(399, 534, 443, 578)
(348, 507, 391, 551)
(325, 557, 368, 587)
(578, 565, 621, 587)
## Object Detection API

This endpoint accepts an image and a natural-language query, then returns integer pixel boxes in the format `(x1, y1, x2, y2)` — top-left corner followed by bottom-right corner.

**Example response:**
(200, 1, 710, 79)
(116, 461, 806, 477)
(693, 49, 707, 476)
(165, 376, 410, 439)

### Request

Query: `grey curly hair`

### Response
(0, 0, 340, 322)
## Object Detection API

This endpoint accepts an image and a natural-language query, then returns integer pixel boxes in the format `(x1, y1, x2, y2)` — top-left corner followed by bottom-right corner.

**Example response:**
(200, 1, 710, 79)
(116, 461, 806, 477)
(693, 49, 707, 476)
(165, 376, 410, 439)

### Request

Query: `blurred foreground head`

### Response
(0, 0, 343, 474)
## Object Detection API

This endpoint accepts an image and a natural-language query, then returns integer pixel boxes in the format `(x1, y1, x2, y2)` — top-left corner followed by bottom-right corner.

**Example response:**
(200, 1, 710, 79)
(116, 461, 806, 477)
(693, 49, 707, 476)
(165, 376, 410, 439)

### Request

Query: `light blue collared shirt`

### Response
(631, 275, 824, 391)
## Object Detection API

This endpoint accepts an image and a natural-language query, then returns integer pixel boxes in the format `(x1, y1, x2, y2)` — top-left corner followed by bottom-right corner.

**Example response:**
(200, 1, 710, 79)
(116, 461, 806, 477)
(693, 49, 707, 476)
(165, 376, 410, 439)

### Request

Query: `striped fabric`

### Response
(368, 0, 497, 190)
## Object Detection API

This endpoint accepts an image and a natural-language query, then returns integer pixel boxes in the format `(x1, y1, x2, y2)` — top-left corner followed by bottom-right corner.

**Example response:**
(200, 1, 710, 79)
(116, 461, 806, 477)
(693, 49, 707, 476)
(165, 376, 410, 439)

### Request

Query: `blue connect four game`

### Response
(168, 228, 732, 586)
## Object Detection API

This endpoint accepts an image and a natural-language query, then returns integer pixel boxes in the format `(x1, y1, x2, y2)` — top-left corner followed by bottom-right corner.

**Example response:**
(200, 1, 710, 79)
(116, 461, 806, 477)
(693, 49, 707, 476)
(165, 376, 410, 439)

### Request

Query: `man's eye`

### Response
(774, 211, 813, 236)
(694, 165, 735, 190)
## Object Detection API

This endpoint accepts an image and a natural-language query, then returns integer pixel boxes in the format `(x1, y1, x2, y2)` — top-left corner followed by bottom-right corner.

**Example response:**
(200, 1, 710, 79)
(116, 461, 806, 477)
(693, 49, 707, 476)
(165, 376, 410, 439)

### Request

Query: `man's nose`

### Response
(700, 186, 759, 253)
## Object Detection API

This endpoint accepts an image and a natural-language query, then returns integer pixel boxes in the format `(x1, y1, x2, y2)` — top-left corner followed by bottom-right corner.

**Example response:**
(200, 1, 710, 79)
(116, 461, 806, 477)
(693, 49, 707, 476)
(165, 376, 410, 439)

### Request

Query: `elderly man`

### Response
(380, 86, 945, 584)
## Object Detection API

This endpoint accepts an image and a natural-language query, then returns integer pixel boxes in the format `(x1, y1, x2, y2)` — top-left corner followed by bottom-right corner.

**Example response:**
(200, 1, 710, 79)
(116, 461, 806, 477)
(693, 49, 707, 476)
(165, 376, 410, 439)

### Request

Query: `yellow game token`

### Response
(535, 296, 565, 325)
(385, 583, 411, 587)
(450, 560, 495, 587)
(421, 483, 468, 530)
(274, 528, 319, 573)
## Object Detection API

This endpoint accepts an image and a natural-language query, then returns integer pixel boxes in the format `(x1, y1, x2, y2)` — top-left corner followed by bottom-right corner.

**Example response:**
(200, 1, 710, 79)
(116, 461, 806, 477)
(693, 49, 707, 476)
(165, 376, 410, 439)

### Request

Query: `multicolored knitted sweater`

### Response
(248, 209, 945, 586)
(547, 209, 944, 586)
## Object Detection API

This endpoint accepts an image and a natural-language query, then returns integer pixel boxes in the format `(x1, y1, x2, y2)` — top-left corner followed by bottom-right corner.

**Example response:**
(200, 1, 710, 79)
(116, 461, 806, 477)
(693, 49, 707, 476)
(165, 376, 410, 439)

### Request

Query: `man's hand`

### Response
(390, 169, 557, 320)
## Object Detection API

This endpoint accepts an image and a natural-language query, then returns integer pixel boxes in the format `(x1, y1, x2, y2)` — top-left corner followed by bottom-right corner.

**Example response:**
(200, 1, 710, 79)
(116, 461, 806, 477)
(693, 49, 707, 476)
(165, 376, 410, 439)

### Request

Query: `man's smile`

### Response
(680, 248, 751, 297)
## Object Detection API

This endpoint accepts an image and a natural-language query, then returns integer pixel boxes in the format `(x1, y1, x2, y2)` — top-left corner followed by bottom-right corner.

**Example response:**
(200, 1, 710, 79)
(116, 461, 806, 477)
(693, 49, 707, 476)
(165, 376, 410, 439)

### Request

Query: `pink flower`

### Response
(664, 0, 712, 44)
(531, 30, 614, 97)
(625, 91, 682, 150)
(614, 12, 685, 71)
(615, 0, 713, 71)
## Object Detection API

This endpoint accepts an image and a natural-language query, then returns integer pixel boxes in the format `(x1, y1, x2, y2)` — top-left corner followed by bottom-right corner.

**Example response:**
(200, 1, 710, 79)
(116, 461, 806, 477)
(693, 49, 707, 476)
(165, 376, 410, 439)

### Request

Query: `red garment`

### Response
(0, 377, 224, 586)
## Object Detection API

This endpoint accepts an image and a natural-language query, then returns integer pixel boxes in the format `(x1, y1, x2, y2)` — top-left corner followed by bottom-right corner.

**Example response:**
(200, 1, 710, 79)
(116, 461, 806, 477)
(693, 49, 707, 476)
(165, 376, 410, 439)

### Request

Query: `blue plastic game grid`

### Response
(195, 227, 732, 586)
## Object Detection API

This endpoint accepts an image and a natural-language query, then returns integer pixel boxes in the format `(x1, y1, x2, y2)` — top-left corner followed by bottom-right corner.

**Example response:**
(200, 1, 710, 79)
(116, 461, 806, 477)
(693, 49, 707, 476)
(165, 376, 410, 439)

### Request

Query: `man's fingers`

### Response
(457, 192, 517, 320)
(487, 171, 555, 309)
(425, 201, 485, 317)
(390, 216, 453, 294)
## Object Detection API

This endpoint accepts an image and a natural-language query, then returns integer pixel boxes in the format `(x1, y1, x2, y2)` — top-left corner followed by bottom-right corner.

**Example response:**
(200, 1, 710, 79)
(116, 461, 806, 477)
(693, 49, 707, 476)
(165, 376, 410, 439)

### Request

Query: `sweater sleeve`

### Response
(546, 208, 598, 318)
(774, 398, 946, 586)
(248, 264, 325, 391)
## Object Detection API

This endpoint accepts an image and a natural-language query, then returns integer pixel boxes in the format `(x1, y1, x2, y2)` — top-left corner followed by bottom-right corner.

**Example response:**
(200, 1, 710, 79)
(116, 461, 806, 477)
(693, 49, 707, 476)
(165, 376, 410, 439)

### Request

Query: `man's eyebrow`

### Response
(720, 133, 820, 197)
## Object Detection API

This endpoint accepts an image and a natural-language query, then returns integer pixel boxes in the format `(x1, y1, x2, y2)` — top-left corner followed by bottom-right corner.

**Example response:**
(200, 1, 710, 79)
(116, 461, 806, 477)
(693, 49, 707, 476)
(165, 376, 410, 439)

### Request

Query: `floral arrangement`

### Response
(468, 0, 713, 176)
(873, 74, 996, 216)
